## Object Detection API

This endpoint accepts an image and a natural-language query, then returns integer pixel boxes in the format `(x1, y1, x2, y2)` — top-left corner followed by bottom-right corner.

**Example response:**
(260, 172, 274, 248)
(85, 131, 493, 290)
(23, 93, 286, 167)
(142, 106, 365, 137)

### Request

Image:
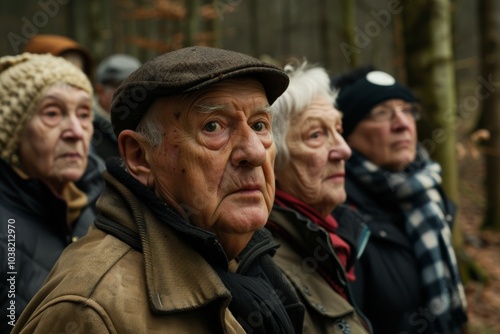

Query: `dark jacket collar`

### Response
(0, 157, 65, 218)
(269, 204, 369, 273)
(0, 154, 104, 236)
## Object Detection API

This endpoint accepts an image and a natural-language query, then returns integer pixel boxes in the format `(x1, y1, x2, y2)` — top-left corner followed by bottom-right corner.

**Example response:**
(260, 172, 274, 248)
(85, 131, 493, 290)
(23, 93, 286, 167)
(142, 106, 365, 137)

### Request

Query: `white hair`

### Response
(136, 104, 164, 148)
(272, 61, 336, 170)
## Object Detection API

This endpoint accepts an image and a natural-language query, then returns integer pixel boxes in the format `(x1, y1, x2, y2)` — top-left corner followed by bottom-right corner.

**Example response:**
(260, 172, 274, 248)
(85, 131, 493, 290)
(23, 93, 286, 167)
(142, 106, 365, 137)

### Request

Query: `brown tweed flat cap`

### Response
(111, 46, 289, 136)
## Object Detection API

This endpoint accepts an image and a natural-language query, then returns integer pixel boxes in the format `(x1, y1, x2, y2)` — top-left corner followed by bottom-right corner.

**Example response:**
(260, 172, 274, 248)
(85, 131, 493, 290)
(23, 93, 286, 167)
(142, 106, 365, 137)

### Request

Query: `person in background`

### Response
(333, 66, 468, 333)
(266, 61, 372, 333)
(12, 46, 304, 334)
(92, 54, 142, 160)
(0, 53, 104, 333)
(23, 34, 93, 79)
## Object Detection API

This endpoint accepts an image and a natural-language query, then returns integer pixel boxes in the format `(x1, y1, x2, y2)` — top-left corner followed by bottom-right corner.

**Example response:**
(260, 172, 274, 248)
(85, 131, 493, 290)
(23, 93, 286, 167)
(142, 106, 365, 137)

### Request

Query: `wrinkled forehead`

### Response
(31, 82, 91, 112)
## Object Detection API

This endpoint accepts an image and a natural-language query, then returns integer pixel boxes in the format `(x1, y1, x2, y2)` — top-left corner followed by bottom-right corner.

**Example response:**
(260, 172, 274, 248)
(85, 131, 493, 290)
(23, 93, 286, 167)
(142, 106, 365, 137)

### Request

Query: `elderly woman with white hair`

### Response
(0, 53, 104, 333)
(266, 61, 372, 334)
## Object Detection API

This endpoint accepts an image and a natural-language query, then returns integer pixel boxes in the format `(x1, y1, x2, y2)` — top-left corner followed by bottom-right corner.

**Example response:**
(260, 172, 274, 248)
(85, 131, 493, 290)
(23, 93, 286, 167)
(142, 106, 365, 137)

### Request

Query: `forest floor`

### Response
(458, 142, 500, 334)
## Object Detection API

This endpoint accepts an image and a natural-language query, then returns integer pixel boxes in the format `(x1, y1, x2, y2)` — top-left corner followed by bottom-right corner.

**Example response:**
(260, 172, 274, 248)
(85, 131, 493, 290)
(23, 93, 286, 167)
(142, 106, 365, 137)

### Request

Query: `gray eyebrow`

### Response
(193, 104, 225, 113)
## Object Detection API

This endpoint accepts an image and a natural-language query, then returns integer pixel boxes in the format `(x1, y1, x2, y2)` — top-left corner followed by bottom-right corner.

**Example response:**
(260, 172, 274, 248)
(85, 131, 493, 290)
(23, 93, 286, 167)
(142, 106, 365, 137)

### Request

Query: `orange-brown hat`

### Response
(24, 34, 93, 77)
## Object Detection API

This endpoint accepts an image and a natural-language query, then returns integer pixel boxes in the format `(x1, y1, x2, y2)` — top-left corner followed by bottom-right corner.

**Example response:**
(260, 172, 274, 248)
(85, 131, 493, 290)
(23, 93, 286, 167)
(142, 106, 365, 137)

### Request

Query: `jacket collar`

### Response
(0, 155, 104, 237)
(268, 205, 350, 270)
(270, 204, 369, 263)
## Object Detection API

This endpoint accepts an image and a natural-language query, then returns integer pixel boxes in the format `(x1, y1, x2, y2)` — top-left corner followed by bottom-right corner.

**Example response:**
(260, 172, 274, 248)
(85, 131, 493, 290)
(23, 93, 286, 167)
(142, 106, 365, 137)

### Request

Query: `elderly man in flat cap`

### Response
(13, 47, 305, 334)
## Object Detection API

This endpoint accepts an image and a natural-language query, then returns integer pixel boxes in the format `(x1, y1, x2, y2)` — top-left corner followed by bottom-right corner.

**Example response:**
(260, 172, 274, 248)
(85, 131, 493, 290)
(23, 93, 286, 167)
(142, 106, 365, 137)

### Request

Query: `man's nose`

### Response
(230, 125, 267, 167)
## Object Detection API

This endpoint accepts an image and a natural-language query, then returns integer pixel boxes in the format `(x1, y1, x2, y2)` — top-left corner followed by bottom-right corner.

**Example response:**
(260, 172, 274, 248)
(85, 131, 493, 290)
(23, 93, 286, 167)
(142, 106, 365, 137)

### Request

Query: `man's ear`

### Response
(118, 130, 154, 188)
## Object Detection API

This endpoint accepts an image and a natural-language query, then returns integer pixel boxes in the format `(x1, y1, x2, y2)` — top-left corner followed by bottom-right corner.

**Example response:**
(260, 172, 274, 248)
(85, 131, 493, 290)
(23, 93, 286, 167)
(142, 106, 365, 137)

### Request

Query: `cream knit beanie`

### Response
(0, 53, 93, 165)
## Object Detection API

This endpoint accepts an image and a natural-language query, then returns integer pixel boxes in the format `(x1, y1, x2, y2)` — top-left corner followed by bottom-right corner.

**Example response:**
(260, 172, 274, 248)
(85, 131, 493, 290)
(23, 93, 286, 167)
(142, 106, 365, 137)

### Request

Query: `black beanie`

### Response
(335, 70, 416, 138)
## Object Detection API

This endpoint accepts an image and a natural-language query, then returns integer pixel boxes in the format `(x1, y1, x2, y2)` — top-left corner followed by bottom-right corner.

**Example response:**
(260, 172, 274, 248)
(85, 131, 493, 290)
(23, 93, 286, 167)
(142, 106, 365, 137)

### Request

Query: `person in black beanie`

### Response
(332, 67, 468, 334)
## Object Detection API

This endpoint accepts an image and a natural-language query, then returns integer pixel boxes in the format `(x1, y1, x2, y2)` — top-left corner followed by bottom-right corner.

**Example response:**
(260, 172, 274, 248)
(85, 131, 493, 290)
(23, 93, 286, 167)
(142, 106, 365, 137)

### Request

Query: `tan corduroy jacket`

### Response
(12, 170, 245, 334)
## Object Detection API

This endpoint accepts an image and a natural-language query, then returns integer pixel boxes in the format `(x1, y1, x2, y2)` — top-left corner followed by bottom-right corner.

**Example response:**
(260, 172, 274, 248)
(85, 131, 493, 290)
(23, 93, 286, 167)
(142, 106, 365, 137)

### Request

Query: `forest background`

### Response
(1, 0, 500, 332)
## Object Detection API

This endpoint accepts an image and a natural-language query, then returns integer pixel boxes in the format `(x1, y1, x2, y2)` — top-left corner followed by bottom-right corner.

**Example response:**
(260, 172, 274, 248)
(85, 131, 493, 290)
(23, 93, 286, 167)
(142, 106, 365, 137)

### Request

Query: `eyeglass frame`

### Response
(363, 102, 421, 123)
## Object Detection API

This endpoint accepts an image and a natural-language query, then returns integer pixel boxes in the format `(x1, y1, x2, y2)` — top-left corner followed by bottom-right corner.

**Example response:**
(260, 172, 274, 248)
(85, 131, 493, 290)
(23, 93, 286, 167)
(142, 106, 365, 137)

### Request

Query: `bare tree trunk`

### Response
(248, 0, 259, 57)
(338, 0, 359, 67)
(402, 1, 462, 245)
(392, 14, 406, 81)
(402, 0, 458, 201)
(281, 0, 291, 57)
(125, 1, 140, 58)
(318, 0, 330, 69)
(477, 0, 500, 230)
(185, 0, 201, 46)
(210, 0, 222, 48)
(87, 0, 104, 65)
(70, 0, 88, 52)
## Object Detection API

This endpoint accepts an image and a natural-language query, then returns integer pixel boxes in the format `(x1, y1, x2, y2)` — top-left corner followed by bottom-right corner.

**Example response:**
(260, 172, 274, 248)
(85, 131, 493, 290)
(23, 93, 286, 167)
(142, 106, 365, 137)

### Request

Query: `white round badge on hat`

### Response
(366, 71, 396, 86)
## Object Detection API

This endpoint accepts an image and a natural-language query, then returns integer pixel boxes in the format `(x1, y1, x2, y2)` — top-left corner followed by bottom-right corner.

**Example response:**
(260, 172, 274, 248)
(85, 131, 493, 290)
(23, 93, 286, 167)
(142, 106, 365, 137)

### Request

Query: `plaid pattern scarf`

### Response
(348, 147, 467, 332)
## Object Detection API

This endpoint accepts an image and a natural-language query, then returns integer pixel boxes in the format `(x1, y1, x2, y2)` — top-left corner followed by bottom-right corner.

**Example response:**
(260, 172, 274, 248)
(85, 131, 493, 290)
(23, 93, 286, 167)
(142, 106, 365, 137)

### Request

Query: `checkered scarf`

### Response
(348, 147, 467, 332)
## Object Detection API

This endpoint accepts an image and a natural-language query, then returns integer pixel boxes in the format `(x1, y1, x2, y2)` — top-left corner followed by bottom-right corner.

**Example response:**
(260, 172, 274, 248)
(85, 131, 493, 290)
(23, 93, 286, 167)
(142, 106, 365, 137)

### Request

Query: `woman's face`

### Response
(18, 84, 93, 194)
(347, 99, 417, 171)
(275, 95, 351, 217)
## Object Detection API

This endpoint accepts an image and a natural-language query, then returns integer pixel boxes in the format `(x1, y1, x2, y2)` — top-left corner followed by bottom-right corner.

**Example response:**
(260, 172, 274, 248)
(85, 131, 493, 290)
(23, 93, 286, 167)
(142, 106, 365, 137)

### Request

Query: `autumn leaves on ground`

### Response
(458, 144, 500, 334)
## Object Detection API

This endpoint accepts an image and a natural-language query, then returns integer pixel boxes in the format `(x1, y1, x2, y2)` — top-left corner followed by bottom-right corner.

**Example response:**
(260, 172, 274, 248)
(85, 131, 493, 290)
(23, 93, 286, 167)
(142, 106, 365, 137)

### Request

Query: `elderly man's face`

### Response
(18, 83, 93, 195)
(275, 95, 351, 218)
(147, 78, 275, 259)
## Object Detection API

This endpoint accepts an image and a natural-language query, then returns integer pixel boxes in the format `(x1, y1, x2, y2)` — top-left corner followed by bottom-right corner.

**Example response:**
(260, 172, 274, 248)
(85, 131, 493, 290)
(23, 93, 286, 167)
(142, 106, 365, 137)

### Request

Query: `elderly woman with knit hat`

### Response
(0, 53, 104, 333)
(333, 67, 468, 334)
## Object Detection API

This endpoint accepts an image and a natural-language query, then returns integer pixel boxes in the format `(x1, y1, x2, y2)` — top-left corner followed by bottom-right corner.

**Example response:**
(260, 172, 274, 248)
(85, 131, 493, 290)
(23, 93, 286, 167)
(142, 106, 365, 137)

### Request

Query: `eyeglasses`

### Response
(365, 103, 421, 122)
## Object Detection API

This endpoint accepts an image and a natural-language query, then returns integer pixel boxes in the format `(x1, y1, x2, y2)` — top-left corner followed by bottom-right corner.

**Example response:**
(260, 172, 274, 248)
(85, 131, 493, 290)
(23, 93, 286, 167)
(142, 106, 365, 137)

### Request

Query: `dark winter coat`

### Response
(0, 155, 104, 333)
(340, 174, 457, 334)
